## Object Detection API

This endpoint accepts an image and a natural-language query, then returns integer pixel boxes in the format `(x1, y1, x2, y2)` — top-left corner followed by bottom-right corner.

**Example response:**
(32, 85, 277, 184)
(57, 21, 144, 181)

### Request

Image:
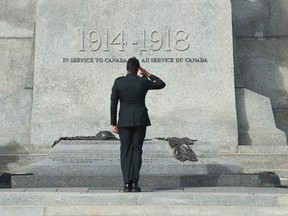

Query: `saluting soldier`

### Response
(110, 57, 166, 192)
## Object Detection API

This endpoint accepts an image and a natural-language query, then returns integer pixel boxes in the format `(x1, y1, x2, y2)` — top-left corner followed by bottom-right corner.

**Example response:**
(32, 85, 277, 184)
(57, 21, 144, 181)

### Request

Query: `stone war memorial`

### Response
(1, 0, 288, 190)
(31, 0, 237, 153)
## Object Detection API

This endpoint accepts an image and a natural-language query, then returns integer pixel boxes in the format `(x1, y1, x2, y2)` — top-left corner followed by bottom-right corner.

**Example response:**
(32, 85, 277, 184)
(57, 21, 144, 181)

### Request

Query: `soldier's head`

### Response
(126, 57, 140, 73)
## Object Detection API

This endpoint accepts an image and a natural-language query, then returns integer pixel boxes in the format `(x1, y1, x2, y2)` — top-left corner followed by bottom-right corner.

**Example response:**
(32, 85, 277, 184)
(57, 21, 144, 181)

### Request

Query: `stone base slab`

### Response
(14, 139, 246, 188)
(11, 173, 281, 188)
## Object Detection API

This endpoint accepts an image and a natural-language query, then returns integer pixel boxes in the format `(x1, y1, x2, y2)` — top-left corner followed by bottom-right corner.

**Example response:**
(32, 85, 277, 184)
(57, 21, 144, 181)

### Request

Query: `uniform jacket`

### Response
(110, 73, 166, 128)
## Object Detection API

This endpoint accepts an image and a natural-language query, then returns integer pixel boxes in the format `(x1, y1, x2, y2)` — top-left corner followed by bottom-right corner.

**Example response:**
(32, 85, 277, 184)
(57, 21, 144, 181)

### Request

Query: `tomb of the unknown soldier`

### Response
(1, 0, 288, 215)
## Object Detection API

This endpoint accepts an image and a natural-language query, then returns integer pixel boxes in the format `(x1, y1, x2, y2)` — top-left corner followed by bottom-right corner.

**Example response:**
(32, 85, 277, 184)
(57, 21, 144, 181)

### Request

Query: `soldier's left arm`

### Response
(110, 80, 119, 126)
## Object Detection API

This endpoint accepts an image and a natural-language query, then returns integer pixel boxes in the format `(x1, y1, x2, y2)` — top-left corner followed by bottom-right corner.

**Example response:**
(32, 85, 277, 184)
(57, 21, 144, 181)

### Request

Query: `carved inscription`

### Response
(61, 29, 208, 63)
(52, 158, 158, 164)
(79, 30, 190, 52)
(62, 57, 208, 64)
(52, 158, 106, 164)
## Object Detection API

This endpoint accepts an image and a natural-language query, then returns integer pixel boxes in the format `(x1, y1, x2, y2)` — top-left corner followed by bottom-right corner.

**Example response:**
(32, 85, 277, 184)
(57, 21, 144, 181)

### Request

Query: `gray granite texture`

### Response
(1, 189, 287, 206)
(20, 157, 243, 176)
(1, 191, 288, 216)
(232, 1, 288, 142)
(274, 109, 288, 142)
(235, 39, 288, 109)
(231, 0, 271, 38)
(0, 0, 37, 37)
(12, 174, 261, 188)
(31, 0, 237, 152)
(232, 0, 288, 37)
(234, 38, 288, 143)
(0, 0, 288, 157)
(223, 146, 288, 183)
(14, 139, 244, 187)
(19, 140, 243, 175)
(236, 88, 287, 145)
(0, 39, 34, 153)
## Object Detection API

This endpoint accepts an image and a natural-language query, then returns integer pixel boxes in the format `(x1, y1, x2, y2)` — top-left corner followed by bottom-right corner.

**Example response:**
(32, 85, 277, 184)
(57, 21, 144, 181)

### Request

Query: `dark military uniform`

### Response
(110, 73, 166, 184)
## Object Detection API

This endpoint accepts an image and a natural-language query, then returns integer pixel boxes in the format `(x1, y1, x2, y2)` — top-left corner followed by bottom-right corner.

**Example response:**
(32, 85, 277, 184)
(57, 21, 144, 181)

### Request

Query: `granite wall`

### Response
(0, 0, 287, 156)
(0, 0, 37, 154)
(232, 0, 288, 143)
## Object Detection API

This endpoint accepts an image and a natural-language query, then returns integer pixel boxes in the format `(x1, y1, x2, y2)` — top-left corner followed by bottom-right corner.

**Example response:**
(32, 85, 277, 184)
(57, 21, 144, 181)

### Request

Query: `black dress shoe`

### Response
(131, 182, 141, 192)
(123, 183, 131, 192)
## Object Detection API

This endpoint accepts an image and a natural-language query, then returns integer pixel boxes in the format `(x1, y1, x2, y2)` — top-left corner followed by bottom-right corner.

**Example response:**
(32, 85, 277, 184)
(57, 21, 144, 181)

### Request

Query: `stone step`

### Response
(12, 171, 282, 189)
(223, 153, 288, 180)
(0, 155, 20, 161)
(223, 156, 288, 170)
(281, 179, 288, 186)
(12, 173, 274, 188)
(0, 187, 288, 207)
(237, 146, 288, 154)
(0, 155, 22, 173)
(1, 188, 288, 216)
(246, 169, 288, 179)
(0, 167, 9, 173)
(224, 153, 288, 160)
(3, 205, 288, 216)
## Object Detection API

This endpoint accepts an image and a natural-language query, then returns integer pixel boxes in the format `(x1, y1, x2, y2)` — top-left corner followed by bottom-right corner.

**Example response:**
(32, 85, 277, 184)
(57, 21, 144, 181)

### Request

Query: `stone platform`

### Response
(223, 146, 288, 185)
(13, 139, 246, 188)
(0, 187, 288, 216)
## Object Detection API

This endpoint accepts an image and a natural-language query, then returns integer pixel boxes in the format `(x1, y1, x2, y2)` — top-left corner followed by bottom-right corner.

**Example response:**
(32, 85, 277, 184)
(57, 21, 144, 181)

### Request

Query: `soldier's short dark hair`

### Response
(127, 57, 140, 73)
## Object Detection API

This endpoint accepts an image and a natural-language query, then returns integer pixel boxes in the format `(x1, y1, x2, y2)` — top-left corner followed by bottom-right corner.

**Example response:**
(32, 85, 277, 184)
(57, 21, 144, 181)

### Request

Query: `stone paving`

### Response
(1, 187, 288, 215)
(1, 186, 288, 194)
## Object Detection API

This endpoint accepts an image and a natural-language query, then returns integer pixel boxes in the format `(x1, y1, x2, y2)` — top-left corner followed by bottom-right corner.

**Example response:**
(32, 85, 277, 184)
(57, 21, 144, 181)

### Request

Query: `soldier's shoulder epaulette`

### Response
(116, 76, 124, 80)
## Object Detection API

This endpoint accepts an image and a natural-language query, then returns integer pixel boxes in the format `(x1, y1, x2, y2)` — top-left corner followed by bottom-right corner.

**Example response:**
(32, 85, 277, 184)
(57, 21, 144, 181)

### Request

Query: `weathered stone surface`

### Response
(21, 157, 243, 176)
(0, 207, 44, 216)
(31, 0, 237, 152)
(25, 188, 57, 192)
(179, 174, 260, 188)
(0, 191, 279, 206)
(237, 146, 288, 154)
(2, 204, 288, 216)
(232, 0, 288, 37)
(1, 188, 288, 216)
(2, 155, 47, 174)
(0, 0, 37, 37)
(22, 140, 241, 176)
(13, 139, 244, 187)
(277, 196, 288, 206)
(223, 148, 288, 182)
(231, 0, 271, 37)
(232, 1, 288, 146)
(15, 206, 288, 216)
(270, 0, 288, 36)
(45, 205, 233, 216)
(0, 39, 34, 153)
(13, 174, 262, 188)
(236, 88, 287, 145)
(274, 109, 288, 139)
(235, 38, 288, 109)
(234, 34, 288, 144)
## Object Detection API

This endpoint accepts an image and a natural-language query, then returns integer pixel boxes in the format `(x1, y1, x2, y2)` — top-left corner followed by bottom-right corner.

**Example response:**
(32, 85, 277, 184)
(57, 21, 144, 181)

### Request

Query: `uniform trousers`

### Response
(118, 126, 146, 184)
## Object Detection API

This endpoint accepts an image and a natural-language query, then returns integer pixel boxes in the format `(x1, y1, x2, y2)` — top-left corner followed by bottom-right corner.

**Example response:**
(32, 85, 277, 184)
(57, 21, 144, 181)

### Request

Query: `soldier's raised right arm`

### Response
(148, 74, 166, 90)
(139, 66, 166, 90)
